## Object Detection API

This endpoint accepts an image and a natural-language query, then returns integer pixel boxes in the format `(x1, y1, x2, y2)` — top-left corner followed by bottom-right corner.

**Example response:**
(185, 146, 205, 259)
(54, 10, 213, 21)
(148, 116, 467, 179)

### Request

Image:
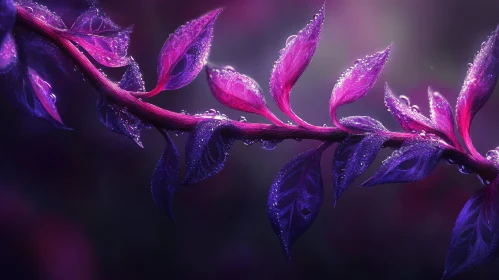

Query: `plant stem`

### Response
(14, 5, 499, 183)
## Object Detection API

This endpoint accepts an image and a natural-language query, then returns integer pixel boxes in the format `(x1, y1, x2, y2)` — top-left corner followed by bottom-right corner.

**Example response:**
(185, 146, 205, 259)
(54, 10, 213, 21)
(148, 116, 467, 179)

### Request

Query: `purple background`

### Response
(1, 0, 499, 279)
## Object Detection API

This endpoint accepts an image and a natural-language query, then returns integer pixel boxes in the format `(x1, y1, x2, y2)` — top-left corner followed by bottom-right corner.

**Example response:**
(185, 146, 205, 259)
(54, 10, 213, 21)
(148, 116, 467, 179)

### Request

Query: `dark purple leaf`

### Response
(206, 65, 273, 118)
(384, 83, 433, 133)
(456, 25, 499, 151)
(118, 59, 145, 92)
(151, 130, 180, 221)
(0, 0, 15, 45)
(333, 134, 386, 203)
(183, 120, 236, 185)
(64, 8, 132, 67)
(269, 6, 324, 119)
(17, 0, 67, 29)
(338, 116, 387, 133)
(157, 9, 221, 91)
(26, 67, 64, 126)
(443, 179, 499, 279)
(428, 87, 456, 144)
(96, 95, 150, 147)
(0, 34, 17, 72)
(329, 45, 391, 122)
(267, 142, 330, 260)
(362, 138, 445, 186)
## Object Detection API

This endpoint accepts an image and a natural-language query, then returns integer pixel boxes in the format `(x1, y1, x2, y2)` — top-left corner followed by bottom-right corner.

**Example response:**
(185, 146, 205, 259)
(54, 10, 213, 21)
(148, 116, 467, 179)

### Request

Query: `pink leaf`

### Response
(384, 83, 433, 133)
(329, 45, 391, 124)
(428, 87, 456, 144)
(456, 25, 499, 155)
(206, 65, 271, 117)
(0, 34, 17, 72)
(156, 9, 222, 91)
(64, 8, 132, 67)
(27, 67, 64, 126)
(269, 6, 324, 121)
(17, 0, 67, 29)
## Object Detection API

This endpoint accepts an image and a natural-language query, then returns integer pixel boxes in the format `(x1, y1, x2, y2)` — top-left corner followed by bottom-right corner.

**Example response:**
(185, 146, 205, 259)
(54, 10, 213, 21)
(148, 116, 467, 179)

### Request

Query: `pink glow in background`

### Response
(1, 0, 499, 279)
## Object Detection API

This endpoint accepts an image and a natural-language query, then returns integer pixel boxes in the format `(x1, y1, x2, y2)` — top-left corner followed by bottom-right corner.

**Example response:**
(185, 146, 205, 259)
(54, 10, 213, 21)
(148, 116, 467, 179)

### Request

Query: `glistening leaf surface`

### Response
(26, 67, 64, 126)
(267, 142, 329, 260)
(157, 9, 221, 91)
(269, 6, 324, 118)
(151, 131, 180, 221)
(0, 34, 17, 72)
(443, 179, 499, 279)
(428, 87, 456, 144)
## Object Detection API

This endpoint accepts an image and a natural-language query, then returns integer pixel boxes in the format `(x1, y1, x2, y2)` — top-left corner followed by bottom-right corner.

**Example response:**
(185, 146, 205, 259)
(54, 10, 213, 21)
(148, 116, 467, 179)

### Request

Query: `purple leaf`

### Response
(443, 179, 499, 279)
(17, 0, 67, 29)
(338, 116, 387, 133)
(267, 142, 330, 260)
(118, 59, 145, 92)
(26, 67, 64, 126)
(156, 9, 221, 91)
(0, 34, 17, 72)
(96, 95, 150, 147)
(63, 8, 132, 67)
(151, 130, 180, 221)
(206, 65, 272, 117)
(428, 87, 456, 144)
(269, 6, 324, 119)
(384, 83, 433, 133)
(183, 120, 236, 185)
(333, 134, 386, 203)
(456, 25, 499, 152)
(362, 138, 445, 186)
(0, 0, 15, 45)
(329, 46, 391, 123)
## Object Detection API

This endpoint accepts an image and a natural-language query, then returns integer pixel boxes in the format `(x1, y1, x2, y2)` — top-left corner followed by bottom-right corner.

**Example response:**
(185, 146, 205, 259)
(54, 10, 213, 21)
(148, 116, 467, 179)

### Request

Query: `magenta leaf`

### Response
(151, 130, 180, 221)
(269, 6, 324, 120)
(384, 83, 433, 133)
(333, 134, 386, 204)
(96, 95, 150, 147)
(267, 142, 330, 260)
(362, 138, 445, 186)
(0, 0, 15, 45)
(428, 87, 456, 144)
(183, 120, 236, 185)
(329, 45, 391, 123)
(338, 116, 387, 133)
(443, 179, 499, 279)
(156, 9, 221, 91)
(118, 59, 145, 92)
(206, 65, 272, 117)
(0, 34, 17, 72)
(64, 8, 132, 67)
(17, 0, 67, 29)
(26, 67, 65, 126)
(456, 25, 499, 152)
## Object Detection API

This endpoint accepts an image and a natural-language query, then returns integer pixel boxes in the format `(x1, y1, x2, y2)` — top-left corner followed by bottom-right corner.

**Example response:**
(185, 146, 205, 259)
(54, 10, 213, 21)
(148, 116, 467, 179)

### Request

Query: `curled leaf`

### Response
(0, 0, 15, 45)
(333, 134, 386, 203)
(443, 178, 499, 279)
(17, 0, 67, 29)
(183, 120, 236, 185)
(157, 9, 221, 91)
(456, 25, 499, 153)
(363, 138, 445, 186)
(26, 67, 64, 126)
(428, 87, 456, 144)
(384, 83, 433, 132)
(329, 45, 391, 123)
(338, 116, 387, 133)
(267, 142, 330, 260)
(96, 95, 150, 147)
(0, 34, 17, 72)
(151, 131, 180, 221)
(269, 6, 324, 120)
(206, 65, 272, 117)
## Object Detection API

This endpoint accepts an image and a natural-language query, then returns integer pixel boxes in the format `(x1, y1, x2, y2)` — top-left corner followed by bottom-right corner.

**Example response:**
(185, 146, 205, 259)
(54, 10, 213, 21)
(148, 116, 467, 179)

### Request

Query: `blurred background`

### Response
(1, 0, 499, 279)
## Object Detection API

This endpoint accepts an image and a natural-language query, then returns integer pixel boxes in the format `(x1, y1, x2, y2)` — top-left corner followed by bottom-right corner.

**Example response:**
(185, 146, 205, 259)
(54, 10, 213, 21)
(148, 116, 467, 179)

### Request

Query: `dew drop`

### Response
(223, 65, 235, 71)
(260, 139, 279, 151)
(398, 95, 410, 106)
(458, 164, 472, 174)
(238, 116, 247, 122)
(411, 105, 420, 113)
(285, 35, 297, 46)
